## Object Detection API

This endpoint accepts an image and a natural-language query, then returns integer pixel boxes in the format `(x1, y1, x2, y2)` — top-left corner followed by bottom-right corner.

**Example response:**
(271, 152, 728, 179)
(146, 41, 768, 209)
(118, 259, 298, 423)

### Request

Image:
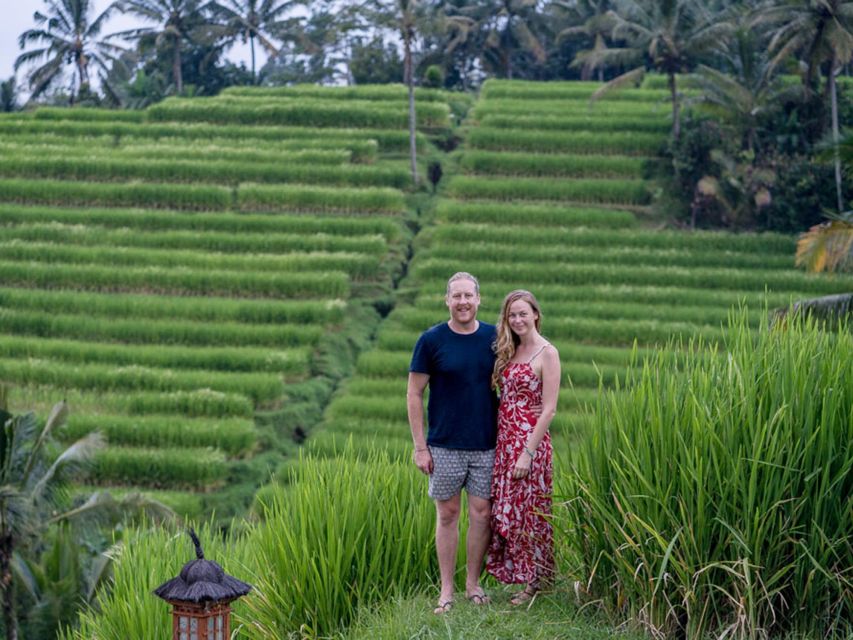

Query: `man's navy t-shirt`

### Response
(409, 321, 498, 450)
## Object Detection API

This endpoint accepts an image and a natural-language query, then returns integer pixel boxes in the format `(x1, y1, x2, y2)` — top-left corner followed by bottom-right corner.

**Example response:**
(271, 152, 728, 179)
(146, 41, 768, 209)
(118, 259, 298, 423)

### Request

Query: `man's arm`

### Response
(407, 371, 433, 474)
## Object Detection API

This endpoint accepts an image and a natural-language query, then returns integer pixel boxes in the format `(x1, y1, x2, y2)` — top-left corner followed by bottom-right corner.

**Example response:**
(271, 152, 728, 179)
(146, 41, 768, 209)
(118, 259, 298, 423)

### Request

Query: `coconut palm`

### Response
(110, 0, 205, 94)
(692, 16, 798, 152)
(579, 0, 732, 139)
(754, 0, 853, 212)
(555, 0, 616, 81)
(0, 400, 102, 640)
(14, 0, 124, 102)
(444, 0, 547, 79)
(204, 0, 305, 82)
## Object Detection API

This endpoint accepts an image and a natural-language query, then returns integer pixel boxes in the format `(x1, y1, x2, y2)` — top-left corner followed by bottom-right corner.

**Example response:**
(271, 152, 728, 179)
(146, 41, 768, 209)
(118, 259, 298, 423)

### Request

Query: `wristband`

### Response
(523, 446, 536, 459)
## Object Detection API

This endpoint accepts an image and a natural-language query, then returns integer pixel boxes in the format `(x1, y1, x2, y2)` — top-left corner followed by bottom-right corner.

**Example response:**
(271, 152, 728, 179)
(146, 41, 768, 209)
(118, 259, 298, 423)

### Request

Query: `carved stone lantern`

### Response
(154, 529, 252, 640)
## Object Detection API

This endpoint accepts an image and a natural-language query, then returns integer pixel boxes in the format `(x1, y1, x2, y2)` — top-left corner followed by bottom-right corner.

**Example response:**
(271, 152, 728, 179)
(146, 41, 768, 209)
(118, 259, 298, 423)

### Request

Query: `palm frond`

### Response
(590, 65, 645, 101)
(30, 432, 104, 505)
(796, 215, 853, 273)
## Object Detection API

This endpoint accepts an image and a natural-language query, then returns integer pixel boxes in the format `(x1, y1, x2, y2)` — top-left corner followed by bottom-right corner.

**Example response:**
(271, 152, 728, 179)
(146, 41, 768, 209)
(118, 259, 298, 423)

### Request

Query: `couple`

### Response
(407, 271, 561, 613)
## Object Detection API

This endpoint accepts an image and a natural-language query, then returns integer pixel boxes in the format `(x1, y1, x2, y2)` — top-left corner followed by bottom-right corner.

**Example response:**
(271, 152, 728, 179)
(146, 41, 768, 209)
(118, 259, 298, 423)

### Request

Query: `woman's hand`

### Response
(512, 452, 532, 479)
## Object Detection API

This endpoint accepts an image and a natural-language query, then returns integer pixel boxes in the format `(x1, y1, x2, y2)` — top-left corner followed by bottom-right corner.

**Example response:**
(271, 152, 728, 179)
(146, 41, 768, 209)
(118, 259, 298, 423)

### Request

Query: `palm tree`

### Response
(555, 0, 616, 81)
(204, 0, 305, 82)
(580, 0, 732, 139)
(110, 0, 205, 94)
(400, 0, 421, 187)
(368, 0, 427, 187)
(0, 399, 102, 640)
(754, 0, 853, 212)
(445, 0, 547, 80)
(14, 0, 124, 102)
(692, 17, 796, 153)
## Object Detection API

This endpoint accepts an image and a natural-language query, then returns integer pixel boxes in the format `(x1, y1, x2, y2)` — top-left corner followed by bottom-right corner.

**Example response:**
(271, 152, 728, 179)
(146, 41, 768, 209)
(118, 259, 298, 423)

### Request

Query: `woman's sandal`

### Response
(433, 599, 454, 615)
(510, 586, 538, 606)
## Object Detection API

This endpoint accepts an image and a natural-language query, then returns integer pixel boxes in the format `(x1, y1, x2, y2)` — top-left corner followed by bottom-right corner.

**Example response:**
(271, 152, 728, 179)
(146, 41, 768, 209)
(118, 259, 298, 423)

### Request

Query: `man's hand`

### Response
(413, 448, 434, 475)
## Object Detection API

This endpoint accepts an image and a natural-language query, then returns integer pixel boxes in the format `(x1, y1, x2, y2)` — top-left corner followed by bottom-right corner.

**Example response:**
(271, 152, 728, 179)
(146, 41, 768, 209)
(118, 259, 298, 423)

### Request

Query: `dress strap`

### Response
(526, 343, 550, 364)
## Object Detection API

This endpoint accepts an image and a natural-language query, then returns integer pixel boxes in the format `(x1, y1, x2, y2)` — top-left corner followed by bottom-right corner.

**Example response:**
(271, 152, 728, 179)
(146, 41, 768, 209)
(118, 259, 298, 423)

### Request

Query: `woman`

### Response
(486, 290, 560, 605)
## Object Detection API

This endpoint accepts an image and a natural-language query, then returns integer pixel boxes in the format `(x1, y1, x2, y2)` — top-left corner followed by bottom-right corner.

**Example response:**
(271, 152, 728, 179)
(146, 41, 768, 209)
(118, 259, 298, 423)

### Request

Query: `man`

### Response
(407, 271, 498, 614)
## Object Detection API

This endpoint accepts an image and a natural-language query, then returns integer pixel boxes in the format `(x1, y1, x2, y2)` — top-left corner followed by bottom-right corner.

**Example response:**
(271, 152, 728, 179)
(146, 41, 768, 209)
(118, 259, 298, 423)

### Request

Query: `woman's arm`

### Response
(513, 345, 561, 477)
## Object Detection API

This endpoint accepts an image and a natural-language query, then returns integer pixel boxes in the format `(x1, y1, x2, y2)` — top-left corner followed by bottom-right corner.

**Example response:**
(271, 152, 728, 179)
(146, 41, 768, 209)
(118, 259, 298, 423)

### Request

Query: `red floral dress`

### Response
(486, 361, 554, 585)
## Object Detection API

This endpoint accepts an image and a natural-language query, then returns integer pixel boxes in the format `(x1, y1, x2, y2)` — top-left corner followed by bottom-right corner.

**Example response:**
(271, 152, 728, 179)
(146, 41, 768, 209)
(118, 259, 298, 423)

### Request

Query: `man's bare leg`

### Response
(465, 494, 491, 601)
(435, 495, 461, 610)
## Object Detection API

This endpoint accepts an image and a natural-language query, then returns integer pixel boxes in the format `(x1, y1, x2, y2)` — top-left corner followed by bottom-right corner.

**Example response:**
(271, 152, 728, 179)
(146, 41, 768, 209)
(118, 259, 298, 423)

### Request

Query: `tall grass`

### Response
(237, 183, 405, 214)
(0, 156, 409, 188)
(62, 446, 439, 639)
(467, 128, 665, 155)
(0, 223, 388, 257)
(148, 97, 450, 129)
(60, 523, 242, 640)
(0, 178, 231, 210)
(480, 79, 673, 102)
(236, 447, 437, 638)
(0, 241, 381, 279)
(0, 308, 323, 348)
(221, 83, 449, 102)
(0, 203, 403, 239)
(0, 119, 429, 152)
(434, 201, 637, 228)
(557, 312, 852, 638)
(445, 175, 651, 204)
(0, 287, 347, 325)
(0, 260, 350, 298)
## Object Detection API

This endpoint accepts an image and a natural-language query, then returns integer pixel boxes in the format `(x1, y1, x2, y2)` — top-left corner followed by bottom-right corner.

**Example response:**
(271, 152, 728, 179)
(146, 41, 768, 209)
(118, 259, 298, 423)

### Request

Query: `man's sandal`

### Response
(433, 599, 454, 615)
(466, 589, 491, 606)
(510, 586, 538, 606)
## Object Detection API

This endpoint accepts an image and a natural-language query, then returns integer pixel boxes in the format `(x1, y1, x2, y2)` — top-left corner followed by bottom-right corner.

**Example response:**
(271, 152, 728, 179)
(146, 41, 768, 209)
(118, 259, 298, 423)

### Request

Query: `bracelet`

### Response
(523, 446, 536, 459)
(414, 447, 428, 453)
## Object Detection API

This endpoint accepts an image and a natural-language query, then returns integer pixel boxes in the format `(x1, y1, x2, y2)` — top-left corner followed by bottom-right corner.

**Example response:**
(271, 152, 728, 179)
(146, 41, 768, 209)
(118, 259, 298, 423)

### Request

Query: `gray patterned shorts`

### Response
(428, 446, 496, 501)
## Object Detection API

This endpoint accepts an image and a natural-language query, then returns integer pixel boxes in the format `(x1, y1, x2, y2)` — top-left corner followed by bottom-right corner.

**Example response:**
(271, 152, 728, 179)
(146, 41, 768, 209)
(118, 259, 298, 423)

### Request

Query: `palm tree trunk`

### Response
(250, 34, 257, 84)
(669, 71, 680, 140)
(404, 30, 418, 188)
(174, 38, 183, 94)
(830, 55, 843, 212)
(1, 533, 16, 640)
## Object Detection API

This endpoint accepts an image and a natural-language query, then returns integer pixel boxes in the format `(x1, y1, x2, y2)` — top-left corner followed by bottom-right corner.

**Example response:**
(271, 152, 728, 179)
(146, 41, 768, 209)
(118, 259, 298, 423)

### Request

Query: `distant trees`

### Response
(205, 0, 306, 82)
(111, 0, 207, 95)
(14, 0, 125, 102)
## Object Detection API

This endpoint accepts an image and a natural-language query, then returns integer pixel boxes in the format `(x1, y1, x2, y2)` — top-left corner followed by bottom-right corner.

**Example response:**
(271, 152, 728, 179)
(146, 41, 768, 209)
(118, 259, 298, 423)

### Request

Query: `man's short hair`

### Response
(446, 272, 480, 296)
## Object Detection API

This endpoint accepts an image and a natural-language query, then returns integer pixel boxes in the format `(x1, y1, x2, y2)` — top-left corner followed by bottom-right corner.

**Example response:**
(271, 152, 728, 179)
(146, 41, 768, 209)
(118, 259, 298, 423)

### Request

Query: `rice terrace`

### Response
(0, 0, 851, 638)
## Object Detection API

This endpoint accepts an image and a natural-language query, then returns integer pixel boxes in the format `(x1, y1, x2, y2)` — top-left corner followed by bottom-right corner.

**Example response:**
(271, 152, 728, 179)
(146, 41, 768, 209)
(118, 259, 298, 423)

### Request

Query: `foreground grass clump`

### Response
(559, 312, 852, 638)
(237, 448, 436, 638)
(62, 446, 436, 639)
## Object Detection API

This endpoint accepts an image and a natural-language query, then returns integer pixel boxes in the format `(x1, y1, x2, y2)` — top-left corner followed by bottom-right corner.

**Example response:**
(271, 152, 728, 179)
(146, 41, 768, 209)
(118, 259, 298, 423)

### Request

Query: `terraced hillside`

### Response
(0, 85, 452, 516)
(313, 78, 853, 461)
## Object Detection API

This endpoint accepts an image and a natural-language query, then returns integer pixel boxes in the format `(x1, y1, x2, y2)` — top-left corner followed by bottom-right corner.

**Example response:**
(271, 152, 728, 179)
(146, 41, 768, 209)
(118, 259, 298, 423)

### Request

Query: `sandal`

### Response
(433, 599, 454, 615)
(510, 586, 538, 606)
(466, 588, 491, 606)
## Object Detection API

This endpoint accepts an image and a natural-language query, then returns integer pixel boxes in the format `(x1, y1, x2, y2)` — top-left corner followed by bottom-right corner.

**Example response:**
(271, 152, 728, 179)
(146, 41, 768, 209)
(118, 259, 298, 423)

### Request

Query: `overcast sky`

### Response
(1, 0, 263, 93)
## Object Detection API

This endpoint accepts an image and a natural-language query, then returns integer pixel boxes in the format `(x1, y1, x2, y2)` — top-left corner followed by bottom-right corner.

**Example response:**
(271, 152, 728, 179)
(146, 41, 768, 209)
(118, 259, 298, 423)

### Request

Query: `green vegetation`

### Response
(561, 314, 852, 638)
(2, 47, 851, 638)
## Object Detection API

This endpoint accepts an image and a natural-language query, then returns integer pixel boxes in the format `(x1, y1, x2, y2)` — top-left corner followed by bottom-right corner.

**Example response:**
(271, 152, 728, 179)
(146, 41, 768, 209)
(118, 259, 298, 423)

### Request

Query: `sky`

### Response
(1, 0, 265, 95)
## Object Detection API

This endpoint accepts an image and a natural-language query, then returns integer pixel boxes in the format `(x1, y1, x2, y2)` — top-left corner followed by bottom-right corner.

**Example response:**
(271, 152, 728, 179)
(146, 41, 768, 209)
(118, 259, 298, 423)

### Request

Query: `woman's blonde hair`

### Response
(491, 289, 541, 389)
